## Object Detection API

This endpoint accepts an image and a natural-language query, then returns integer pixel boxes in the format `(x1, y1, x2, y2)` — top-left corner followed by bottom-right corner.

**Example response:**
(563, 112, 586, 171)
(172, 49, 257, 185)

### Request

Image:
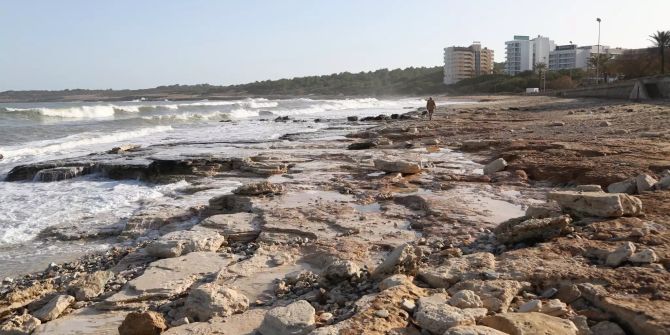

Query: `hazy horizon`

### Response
(2, 0, 669, 91)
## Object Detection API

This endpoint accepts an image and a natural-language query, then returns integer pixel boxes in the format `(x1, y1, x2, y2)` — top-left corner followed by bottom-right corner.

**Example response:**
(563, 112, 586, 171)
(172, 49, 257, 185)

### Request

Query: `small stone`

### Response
(401, 299, 416, 312)
(591, 321, 625, 335)
(184, 283, 249, 321)
(518, 299, 542, 312)
(598, 121, 611, 127)
(170, 317, 189, 327)
(0, 314, 41, 335)
(605, 242, 636, 267)
(318, 312, 334, 323)
(379, 274, 413, 290)
(445, 325, 509, 335)
(635, 174, 658, 193)
(540, 299, 569, 316)
(575, 185, 603, 192)
(629, 249, 658, 264)
(540, 287, 558, 299)
(556, 284, 581, 303)
(550, 121, 565, 127)
(374, 309, 390, 318)
(570, 315, 592, 335)
(483, 158, 507, 175)
(68, 271, 113, 301)
(118, 311, 167, 335)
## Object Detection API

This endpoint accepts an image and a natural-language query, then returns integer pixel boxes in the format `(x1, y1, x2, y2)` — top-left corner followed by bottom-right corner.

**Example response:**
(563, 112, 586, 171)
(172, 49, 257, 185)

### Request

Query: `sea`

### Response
(0, 97, 445, 277)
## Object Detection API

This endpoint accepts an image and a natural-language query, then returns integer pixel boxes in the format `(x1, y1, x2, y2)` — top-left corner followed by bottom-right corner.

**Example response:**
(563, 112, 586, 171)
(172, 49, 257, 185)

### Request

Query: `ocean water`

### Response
(0, 97, 437, 276)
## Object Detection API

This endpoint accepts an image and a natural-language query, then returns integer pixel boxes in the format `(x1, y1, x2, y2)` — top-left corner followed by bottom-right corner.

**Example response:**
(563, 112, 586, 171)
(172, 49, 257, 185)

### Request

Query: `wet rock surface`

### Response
(1, 96, 670, 335)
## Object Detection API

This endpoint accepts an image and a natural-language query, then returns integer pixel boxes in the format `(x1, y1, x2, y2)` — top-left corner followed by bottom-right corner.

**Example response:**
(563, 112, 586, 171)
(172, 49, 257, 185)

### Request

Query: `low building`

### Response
(549, 45, 627, 71)
(443, 42, 494, 85)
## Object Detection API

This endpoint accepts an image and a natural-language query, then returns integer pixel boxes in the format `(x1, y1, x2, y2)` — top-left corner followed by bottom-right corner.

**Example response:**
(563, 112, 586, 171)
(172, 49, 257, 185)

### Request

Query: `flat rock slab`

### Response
(548, 191, 642, 217)
(145, 229, 225, 258)
(105, 252, 233, 304)
(197, 213, 261, 243)
(418, 253, 496, 288)
(163, 309, 266, 335)
(33, 308, 125, 335)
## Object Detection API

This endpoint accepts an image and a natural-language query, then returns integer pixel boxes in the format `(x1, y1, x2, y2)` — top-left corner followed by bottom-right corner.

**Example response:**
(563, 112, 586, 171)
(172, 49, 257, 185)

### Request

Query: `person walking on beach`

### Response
(426, 97, 436, 121)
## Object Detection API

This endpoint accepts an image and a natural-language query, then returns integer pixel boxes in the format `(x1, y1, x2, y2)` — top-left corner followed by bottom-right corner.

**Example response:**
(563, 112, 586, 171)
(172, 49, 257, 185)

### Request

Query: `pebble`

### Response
(401, 299, 416, 312)
(374, 309, 390, 318)
(540, 287, 558, 299)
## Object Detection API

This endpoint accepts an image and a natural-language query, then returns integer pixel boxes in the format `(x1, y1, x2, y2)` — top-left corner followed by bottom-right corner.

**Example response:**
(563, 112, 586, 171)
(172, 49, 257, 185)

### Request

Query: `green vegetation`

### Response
(445, 69, 587, 94)
(649, 30, 670, 74)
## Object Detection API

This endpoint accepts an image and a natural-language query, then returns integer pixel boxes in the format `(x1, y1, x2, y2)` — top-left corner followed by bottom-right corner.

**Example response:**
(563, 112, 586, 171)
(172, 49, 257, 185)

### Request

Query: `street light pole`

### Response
(596, 18, 602, 84)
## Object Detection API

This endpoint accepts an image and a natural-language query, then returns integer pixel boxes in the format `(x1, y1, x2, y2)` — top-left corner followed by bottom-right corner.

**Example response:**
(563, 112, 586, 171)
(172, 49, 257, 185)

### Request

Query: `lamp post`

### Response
(596, 18, 602, 84)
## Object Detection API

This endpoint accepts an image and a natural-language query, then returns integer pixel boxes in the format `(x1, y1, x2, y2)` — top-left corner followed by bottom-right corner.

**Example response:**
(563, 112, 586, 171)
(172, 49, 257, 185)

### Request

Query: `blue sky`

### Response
(1, 0, 669, 90)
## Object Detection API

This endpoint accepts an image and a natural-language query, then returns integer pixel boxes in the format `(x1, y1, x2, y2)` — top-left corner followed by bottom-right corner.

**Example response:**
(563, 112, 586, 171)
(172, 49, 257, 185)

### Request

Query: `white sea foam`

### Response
(0, 125, 173, 162)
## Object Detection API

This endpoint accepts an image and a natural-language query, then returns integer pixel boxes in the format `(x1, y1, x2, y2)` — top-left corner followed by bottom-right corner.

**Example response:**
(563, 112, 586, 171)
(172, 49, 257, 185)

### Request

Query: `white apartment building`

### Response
(548, 45, 627, 71)
(505, 35, 555, 75)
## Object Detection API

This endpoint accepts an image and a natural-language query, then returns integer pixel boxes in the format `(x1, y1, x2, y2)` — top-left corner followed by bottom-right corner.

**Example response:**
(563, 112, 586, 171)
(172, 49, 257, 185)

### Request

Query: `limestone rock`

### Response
(607, 178, 637, 194)
(591, 321, 625, 335)
(118, 311, 167, 335)
(373, 159, 422, 174)
(233, 181, 285, 196)
(33, 295, 74, 322)
(481, 312, 578, 335)
(258, 300, 316, 335)
(185, 283, 249, 321)
(372, 243, 422, 279)
(483, 158, 507, 175)
(347, 116, 359, 122)
(494, 215, 572, 244)
(414, 294, 480, 334)
(208, 194, 254, 213)
(448, 290, 483, 309)
(628, 249, 658, 264)
(322, 259, 361, 285)
(518, 299, 542, 312)
(197, 213, 260, 243)
(446, 325, 509, 335)
(525, 203, 562, 219)
(605, 242, 636, 267)
(548, 191, 642, 218)
(34, 167, 86, 182)
(418, 253, 496, 288)
(448, 280, 527, 313)
(107, 144, 140, 154)
(379, 274, 413, 291)
(655, 175, 670, 190)
(540, 299, 569, 316)
(635, 174, 658, 193)
(145, 230, 225, 258)
(68, 271, 113, 301)
(575, 185, 603, 192)
(0, 314, 41, 335)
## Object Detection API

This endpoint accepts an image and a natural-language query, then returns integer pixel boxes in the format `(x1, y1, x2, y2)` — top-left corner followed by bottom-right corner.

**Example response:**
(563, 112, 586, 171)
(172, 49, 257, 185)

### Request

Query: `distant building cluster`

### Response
(505, 35, 625, 75)
(443, 42, 494, 85)
(442, 35, 627, 85)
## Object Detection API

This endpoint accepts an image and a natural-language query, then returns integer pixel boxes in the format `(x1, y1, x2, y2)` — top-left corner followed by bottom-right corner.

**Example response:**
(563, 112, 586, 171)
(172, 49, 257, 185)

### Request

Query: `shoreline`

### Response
(1, 96, 669, 335)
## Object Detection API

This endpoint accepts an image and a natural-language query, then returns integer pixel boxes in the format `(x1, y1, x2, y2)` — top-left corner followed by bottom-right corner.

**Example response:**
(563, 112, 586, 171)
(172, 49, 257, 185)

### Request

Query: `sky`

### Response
(1, 0, 669, 91)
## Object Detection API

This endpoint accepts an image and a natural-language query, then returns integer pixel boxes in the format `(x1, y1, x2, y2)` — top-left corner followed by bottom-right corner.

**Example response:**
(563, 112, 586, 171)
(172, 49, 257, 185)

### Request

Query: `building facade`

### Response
(548, 45, 626, 71)
(443, 42, 494, 85)
(505, 35, 555, 75)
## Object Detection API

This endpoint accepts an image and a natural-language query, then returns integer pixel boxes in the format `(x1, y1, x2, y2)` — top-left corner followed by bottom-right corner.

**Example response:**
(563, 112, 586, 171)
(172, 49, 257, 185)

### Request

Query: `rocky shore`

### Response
(1, 96, 669, 335)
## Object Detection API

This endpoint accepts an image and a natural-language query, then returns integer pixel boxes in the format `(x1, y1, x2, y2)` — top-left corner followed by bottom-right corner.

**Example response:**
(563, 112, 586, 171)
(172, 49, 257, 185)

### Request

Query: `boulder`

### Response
(145, 230, 225, 258)
(607, 179, 637, 194)
(233, 181, 285, 196)
(483, 158, 507, 175)
(494, 215, 572, 244)
(547, 191, 642, 217)
(525, 203, 562, 219)
(118, 311, 167, 335)
(33, 295, 75, 322)
(591, 321, 625, 335)
(373, 159, 422, 174)
(184, 283, 249, 321)
(575, 185, 603, 192)
(197, 213, 260, 243)
(540, 299, 569, 316)
(68, 271, 113, 301)
(446, 325, 509, 335)
(481, 312, 578, 335)
(347, 116, 359, 122)
(418, 253, 496, 288)
(605, 242, 636, 267)
(372, 243, 422, 279)
(258, 300, 316, 335)
(414, 294, 483, 333)
(448, 280, 526, 313)
(379, 274, 414, 291)
(635, 174, 658, 193)
(0, 314, 41, 335)
(628, 249, 658, 264)
(448, 290, 484, 309)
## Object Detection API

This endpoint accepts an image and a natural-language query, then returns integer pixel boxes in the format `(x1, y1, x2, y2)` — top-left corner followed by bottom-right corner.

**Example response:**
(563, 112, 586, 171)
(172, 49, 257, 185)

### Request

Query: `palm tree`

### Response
(589, 54, 613, 82)
(649, 30, 670, 74)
